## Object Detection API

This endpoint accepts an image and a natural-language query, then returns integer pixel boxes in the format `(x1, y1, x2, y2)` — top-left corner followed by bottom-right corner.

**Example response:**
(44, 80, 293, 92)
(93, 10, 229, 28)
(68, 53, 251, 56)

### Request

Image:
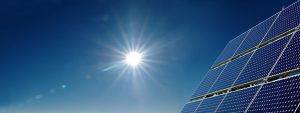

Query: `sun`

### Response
(125, 51, 143, 67)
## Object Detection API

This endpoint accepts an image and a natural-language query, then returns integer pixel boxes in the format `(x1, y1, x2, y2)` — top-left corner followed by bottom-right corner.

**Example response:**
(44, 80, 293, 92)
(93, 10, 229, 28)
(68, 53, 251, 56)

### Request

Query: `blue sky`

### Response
(0, 0, 296, 113)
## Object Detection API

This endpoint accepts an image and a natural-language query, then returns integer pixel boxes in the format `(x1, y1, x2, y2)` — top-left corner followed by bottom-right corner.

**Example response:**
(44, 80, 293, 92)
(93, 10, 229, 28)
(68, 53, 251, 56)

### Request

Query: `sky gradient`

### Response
(0, 0, 296, 113)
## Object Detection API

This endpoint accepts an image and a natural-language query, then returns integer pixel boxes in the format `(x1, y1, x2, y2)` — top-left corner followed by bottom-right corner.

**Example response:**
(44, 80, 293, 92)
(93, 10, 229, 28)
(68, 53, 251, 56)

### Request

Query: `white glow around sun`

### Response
(125, 51, 143, 67)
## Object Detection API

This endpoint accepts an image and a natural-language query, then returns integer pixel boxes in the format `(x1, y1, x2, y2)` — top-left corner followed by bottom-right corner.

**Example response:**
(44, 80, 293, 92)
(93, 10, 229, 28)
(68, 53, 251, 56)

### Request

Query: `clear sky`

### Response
(0, 0, 296, 113)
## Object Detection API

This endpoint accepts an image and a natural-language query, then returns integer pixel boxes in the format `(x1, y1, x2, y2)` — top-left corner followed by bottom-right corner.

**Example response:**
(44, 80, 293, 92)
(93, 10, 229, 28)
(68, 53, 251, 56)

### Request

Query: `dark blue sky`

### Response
(0, 0, 296, 113)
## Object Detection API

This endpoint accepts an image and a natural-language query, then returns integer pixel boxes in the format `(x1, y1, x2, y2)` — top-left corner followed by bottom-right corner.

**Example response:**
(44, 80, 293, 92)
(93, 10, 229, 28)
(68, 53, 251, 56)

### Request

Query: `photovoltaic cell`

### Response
(234, 34, 291, 86)
(235, 13, 279, 56)
(271, 31, 300, 76)
(191, 65, 225, 98)
(213, 30, 249, 66)
(209, 53, 252, 93)
(195, 95, 225, 113)
(215, 86, 259, 113)
(247, 75, 300, 113)
(263, 1, 300, 43)
(181, 100, 202, 113)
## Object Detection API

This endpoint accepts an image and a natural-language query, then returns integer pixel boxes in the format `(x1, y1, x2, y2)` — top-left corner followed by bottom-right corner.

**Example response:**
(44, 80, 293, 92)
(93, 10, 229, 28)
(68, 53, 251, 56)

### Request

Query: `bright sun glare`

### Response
(125, 52, 143, 67)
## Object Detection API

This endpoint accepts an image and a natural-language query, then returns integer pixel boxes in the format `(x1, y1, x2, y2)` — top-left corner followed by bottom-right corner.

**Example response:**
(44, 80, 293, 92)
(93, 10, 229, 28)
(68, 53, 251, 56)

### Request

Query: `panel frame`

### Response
(245, 74, 300, 113)
(233, 34, 293, 86)
(213, 10, 282, 89)
(262, 1, 300, 43)
(234, 12, 280, 56)
(194, 94, 226, 113)
(191, 65, 226, 99)
(214, 86, 260, 113)
(243, 31, 297, 112)
(269, 25, 300, 77)
(208, 52, 254, 94)
(295, 102, 300, 113)
(212, 30, 250, 67)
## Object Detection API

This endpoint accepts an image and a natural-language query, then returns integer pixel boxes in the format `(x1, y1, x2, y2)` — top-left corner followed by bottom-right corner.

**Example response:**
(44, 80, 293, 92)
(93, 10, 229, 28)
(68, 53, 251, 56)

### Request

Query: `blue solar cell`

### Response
(181, 100, 202, 113)
(235, 13, 279, 55)
(213, 31, 249, 66)
(192, 65, 225, 98)
(209, 53, 253, 93)
(246, 75, 300, 113)
(271, 31, 300, 76)
(195, 95, 225, 113)
(263, 1, 300, 42)
(215, 86, 260, 113)
(234, 34, 292, 86)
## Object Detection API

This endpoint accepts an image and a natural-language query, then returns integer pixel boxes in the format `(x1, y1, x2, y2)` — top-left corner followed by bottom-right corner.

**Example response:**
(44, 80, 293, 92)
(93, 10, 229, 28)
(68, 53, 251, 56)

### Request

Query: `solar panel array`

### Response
(181, 1, 300, 113)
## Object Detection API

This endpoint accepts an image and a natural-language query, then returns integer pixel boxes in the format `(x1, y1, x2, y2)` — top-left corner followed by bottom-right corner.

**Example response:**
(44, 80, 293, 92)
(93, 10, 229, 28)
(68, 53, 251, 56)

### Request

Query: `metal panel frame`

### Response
(244, 32, 296, 113)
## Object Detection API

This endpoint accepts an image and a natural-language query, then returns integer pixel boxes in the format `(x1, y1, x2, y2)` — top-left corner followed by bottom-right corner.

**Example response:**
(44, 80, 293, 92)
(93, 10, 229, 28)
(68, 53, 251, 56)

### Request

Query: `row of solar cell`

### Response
(191, 65, 225, 98)
(234, 12, 279, 56)
(182, 75, 300, 113)
(212, 0, 300, 67)
(271, 31, 300, 76)
(246, 75, 300, 113)
(234, 34, 292, 86)
(193, 30, 299, 99)
(216, 86, 260, 113)
(263, 0, 300, 43)
(195, 94, 225, 113)
(212, 31, 248, 66)
(208, 52, 253, 93)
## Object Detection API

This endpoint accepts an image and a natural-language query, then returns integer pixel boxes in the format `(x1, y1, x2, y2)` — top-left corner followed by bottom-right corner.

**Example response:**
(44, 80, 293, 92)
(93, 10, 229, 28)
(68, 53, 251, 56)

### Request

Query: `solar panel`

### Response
(195, 95, 225, 113)
(215, 86, 260, 113)
(235, 13, 279, 56)
(183, 1, 300, 112)
(234, 34, 292, 86)
(271, 31, 300, 76)
(191, 65, 225, 98)
(246, 75, 300, 113)
(213, 30, 249, 66)
(209, 52, 253, 93)
(181, 100, 202, 113)
(263, 1, 300, 43)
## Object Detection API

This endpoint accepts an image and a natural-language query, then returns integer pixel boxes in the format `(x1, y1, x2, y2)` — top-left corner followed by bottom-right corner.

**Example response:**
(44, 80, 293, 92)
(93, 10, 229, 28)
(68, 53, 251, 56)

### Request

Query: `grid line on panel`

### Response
(181, 100, 202, 113)
(194, 95, 225, 113)
(244, 32, 297, 112)
(232, 29, 252, 56)
(215, 86, 260, 113)
(211, 11, 282, 70)
(233, 35, 292, 86)
(208, 53, 253, 93)
(263, 0, 300, 43)
(246, 75, 300, 113)
(229, 51, 256, 92)
(212, 30, 250, 67)
(235, 13, 279, 56)
(258, 10, 282, 45)
(191, 65, 226, 99)
(295, 102, 300, 113)
(271, 31, 300, 77)
(243, 85, 263, 113)
(265, 31, 296, 78)
(193, 99, 204, 113)
(213, 94, 228, 113)
(205, 64, 229, 95)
